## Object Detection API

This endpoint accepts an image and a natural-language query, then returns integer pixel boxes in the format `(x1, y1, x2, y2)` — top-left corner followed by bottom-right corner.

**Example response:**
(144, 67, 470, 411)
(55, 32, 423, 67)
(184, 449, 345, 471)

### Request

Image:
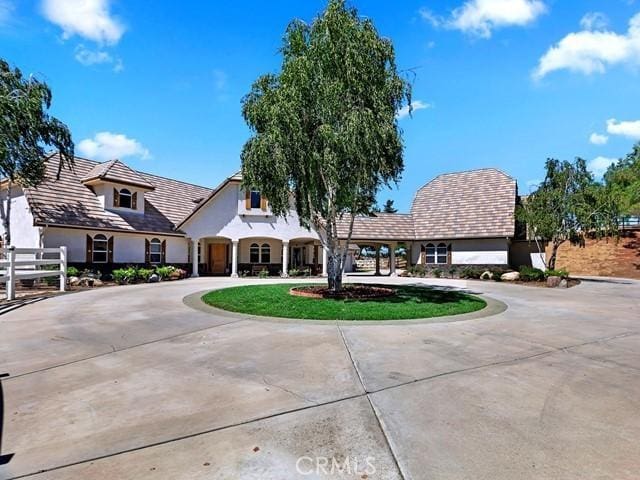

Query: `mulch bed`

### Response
(289, 285, 396, 300)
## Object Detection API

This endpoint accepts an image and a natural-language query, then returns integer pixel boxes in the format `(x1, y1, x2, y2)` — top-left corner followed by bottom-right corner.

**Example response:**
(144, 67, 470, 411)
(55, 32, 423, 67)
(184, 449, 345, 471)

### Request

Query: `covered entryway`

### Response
(208, 243, 228, 274)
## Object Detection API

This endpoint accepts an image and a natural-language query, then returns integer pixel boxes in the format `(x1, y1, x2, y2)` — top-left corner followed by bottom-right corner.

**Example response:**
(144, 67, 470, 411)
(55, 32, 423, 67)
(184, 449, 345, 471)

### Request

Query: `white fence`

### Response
(0, 247, 67, 301)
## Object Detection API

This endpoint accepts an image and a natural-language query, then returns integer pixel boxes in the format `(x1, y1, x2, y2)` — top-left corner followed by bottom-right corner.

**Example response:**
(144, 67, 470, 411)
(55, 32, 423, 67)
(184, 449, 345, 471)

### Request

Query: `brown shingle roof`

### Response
(337, 213, 416, 241)
(81, 159, 155, 190)
(24, 155, 212, 235)
(410, 168, 516, 239)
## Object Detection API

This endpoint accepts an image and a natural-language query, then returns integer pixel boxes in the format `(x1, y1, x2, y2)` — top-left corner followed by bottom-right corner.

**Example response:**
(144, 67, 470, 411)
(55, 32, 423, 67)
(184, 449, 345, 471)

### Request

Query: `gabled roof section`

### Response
(81, 159, 155, 190)
(24, 155, 212, 235)
(337, 213, 416, 241)
(411, 168, 516, 239)
(177, 171, 243, 228)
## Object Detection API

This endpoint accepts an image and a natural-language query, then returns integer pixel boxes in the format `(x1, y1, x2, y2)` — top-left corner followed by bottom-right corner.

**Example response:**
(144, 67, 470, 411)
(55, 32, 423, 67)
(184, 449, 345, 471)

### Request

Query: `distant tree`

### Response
(382, 199, 397, 213)
(517, 158, 620, 270)
(0, 59, 74, 246)
(241, 0, 411, 291)
(604, 142, 640, 219)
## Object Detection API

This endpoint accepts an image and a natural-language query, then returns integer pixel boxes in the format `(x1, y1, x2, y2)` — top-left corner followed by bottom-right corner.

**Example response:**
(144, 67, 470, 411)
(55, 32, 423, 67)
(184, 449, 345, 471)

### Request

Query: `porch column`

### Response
(231, 240, 239, 278)
(389, 243, 397, 276)
(375, 245, 381, 276)
(282, 241, 289, 277)
(191, 238, 200, 278)
(321, 246, 328, 277)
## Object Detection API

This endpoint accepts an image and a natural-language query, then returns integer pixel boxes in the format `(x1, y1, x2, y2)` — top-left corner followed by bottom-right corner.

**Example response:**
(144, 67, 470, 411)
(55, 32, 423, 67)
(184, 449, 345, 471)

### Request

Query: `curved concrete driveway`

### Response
(0, 276, 639, 479)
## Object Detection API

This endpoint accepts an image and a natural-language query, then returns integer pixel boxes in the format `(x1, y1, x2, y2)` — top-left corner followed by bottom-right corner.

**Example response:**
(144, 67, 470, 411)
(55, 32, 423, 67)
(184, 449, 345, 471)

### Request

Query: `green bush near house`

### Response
(155, 265, 176, 280)
(136, 267, 155, 282)
(112, 267, 137, 285)
(258, 268, 269, 278)
(67, 266, 79, 277)
(545, 268, 569, 279)
(460, 267, 483, 279)
(519, 266, 546, 282)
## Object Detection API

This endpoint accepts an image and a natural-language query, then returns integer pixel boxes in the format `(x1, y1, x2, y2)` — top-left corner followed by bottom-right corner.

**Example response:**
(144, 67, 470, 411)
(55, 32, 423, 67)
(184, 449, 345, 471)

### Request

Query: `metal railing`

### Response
(0, 247, 67, 301)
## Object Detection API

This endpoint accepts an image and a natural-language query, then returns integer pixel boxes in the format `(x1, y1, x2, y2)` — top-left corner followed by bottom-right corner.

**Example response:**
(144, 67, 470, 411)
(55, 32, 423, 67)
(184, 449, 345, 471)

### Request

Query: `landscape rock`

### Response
(559, 278, 568, 288)
(148, 273, 160, 283)
(501, 271, 520, 281)
(169, 270, 182, 281)
(68, 276, 80, 286)
(546, 276, 561, 288)
(480, 271, 492, 280)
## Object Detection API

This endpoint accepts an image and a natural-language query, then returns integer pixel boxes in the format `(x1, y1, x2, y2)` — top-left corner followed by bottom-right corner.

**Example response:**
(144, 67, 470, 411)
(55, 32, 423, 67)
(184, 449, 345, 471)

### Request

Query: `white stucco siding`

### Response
(93, 182, 146, 214)
(411, 238, 509, 265)
(43, 227, 188, 263)
(239, 238, 282, 264)
(0, 187, 40, 248)
(181, 183, 319, 242)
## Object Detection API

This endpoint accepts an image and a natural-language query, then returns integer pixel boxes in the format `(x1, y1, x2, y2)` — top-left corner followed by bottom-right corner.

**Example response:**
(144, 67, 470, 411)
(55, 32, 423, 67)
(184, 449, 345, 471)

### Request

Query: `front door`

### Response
(209, 243, 227, 274)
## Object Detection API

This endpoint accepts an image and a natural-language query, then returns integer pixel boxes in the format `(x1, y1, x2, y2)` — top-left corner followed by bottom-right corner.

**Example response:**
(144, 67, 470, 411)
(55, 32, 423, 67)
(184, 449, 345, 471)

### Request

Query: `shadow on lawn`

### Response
(341, 284, 484, 305)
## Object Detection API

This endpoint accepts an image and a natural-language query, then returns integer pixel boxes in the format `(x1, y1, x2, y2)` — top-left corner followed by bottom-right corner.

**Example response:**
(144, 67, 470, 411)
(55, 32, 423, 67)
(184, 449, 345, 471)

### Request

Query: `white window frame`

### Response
(93, 234, 108, 263)
(119, 188, 132, 209)
(425, 242, 449, 265)
(149, 238, 162, 264)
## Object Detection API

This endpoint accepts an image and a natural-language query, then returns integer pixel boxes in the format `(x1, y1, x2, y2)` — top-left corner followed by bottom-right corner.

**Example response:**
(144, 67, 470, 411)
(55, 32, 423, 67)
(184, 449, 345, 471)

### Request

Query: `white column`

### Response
(282, 241, 289, 277)
(321, 246, 328, 277)
(7, 247, 15, 301)
(191, 238, 200, 278)
(59, 246, 67, 291)
(231, 240, 239, 278)
(389, 243, 397, 276)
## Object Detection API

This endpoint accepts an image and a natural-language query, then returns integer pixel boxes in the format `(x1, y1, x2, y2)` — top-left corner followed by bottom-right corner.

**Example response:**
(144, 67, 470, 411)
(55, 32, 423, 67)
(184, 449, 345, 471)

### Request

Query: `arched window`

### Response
(149, 238, 162, 264)
(437, 243, 448, 264)
(119, 188, 132, 208)
(93, 234, 108, 263)
(425, 243, 436, 264)
(250, 243, 260, 263)
(261, 243, 271, 263)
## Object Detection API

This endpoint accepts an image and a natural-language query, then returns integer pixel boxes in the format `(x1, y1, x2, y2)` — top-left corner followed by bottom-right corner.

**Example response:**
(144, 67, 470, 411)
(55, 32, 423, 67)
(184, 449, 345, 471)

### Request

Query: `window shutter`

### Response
(145, 239, 150, 264)
(245, 189, 251, 210)
(86, 235, 93, 263)
(161, 240, 167, 264)
(113, 188, 120, 207)
(107, 236, 114, 263)
(260, 196, 267, 211)
(132, 192, 138, 210)
(447, 243, 452, 264)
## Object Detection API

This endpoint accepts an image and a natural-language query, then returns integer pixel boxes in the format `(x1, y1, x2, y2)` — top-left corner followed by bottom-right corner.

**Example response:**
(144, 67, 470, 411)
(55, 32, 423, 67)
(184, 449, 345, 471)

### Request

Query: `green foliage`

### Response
(382, 199, 398, 213)
(448, 266, 457, 278)
(460, 267, 482, 279)
(155, 265, 176, 280)
(240, 0, 411, 291)
(258, 268, 269, 278)
(489, 267, 508, 281)
(604, 142, 640, 217)
(136, 267, 154, 282)
(519, 266, 545, 282)
(112, 267, 137, 285)
(432, 268, 442, 278)
(0, 59, 74, 246)
(67, 266, 79, 277)
(517, 158, 620, 269)
(545, 268, 569, 278)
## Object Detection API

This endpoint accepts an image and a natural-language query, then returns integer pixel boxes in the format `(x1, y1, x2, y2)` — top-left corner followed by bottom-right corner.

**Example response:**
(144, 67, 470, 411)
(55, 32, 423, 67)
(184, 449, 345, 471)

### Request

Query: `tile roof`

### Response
(337, 213, 416, 241)
(81, 159, 155, 189)
(410, 168, 516, 239)
(24, 155, 212, 235)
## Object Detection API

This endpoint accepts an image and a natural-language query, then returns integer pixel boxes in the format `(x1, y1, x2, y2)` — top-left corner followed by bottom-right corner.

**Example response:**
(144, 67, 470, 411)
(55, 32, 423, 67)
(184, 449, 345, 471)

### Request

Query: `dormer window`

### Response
(113, 188, 138, 209)
(250, 191, 261, 209)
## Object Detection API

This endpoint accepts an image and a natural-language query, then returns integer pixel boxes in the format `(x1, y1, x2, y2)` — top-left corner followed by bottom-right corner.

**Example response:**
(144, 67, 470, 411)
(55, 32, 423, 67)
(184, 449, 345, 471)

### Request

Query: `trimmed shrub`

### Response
(258, 268, 269, 278)
(545, 268, 569, 279)
(432, 268, 443, 278)
(113, 267, 137, 285)
(519, 266, 545, 282)
(448, 266, 457, 278)
(155, 265, 176, 280)
(460, 267, 482, 279)
(136, 268, 155, 282)
(67, 266, 79, 277)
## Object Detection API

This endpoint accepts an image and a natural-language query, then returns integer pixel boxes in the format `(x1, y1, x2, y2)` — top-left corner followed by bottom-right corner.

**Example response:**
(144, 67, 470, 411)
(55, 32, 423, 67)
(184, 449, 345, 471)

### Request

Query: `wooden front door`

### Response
(209, 243, 227, 274)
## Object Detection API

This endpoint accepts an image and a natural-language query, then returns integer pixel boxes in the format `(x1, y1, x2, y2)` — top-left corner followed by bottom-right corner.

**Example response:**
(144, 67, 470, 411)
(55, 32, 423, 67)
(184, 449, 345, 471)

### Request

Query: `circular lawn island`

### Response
(201, 283, 486, 321)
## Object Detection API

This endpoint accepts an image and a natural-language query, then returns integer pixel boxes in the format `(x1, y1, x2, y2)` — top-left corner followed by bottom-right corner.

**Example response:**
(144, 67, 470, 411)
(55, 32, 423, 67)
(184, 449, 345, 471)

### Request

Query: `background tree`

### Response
(0, 59, 74, 246)
(241, 0, 411, 291)
(382, 199, 397, 213)
(604, 142, 640, 222)
(517, 158, 620, 270)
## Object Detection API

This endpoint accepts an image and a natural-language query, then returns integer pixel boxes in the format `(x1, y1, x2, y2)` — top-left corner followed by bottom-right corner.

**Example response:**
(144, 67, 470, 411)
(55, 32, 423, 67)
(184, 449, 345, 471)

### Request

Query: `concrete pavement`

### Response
(0, 276, 639, 479)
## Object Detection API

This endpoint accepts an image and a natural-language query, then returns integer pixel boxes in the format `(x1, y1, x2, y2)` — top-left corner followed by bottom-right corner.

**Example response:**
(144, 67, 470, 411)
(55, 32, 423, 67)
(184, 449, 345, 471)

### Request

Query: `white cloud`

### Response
(607, 118, 640, 139)
(41, 0, 124, 45)
(78, 132, 151, 161)
(449, 0, 547, 38)
(587, 156, 617, 177)
(580, 12, 609, 31)
(419, 8, 443, 28)
(533, 12, 640, 79)
(396, 100, 431, 120)
(0, 0, 13, 26)
(589, 132, 609, 145)
(74, 44, 123, 72)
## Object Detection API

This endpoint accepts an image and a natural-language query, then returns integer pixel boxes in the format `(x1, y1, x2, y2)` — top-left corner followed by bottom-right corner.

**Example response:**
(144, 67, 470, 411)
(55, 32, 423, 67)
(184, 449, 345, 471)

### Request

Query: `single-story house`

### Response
(2, 154, 543, 276)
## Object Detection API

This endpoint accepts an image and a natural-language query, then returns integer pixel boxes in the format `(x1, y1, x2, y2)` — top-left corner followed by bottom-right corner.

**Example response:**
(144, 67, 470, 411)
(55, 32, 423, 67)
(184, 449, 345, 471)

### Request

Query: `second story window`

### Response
(113, 188, 137, 209)
(119, 189, 132, 208)
(250, 191, 261, 209)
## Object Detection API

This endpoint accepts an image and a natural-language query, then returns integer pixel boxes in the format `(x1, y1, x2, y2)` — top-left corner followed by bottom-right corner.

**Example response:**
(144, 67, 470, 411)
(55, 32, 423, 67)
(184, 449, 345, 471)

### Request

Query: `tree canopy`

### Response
(382, 199, 398, 213)
(240, 0, 411, 290)
(0, 59, 74, 245)
(517, 158, 619, 270)
(604, 142, 640, 219)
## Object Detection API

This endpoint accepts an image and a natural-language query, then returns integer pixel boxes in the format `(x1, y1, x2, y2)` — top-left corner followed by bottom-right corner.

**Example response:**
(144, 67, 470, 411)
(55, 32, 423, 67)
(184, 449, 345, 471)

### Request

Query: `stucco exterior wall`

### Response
(93, 182, 146, 215)
(410, 238, 509, 265)
(0, 187, 41, 248)
(43, 227, 188, 264)
(181, 183, 319, 242)
(238, 238, 282, 264)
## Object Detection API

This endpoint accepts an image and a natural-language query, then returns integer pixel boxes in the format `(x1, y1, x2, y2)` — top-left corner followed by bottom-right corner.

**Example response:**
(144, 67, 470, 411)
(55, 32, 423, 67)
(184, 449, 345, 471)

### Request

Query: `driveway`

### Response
(0, 276, 639, 479)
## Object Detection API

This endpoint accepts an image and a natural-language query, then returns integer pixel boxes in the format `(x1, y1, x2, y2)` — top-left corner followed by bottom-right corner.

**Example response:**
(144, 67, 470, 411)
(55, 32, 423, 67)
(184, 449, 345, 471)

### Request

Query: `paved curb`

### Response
(182, 285, 508, 326)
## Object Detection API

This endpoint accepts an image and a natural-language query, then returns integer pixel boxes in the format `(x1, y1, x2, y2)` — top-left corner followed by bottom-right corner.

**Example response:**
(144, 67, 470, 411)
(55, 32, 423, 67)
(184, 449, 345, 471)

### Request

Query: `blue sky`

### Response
(1, 0, 639, 212)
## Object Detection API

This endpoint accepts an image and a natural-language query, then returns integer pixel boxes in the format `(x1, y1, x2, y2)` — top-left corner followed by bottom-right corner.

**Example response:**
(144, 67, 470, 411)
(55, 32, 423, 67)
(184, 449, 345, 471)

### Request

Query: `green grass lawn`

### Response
(201, 283, 486, 321)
